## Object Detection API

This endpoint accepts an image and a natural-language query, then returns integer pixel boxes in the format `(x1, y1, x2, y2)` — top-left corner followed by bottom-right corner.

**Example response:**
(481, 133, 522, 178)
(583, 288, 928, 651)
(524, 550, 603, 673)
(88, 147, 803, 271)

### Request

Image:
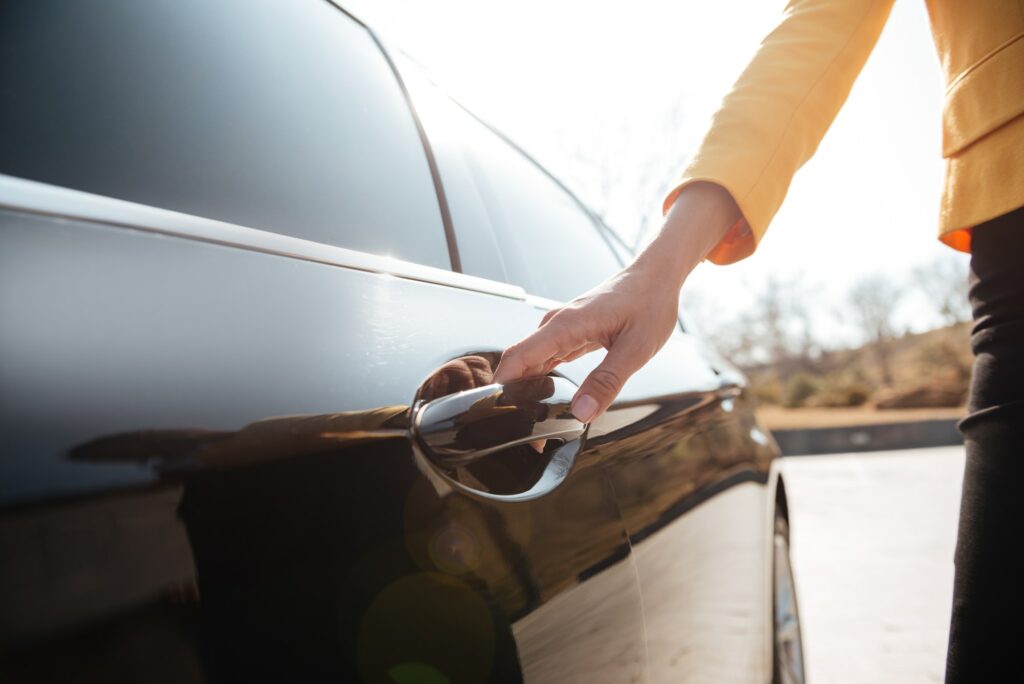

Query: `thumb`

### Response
(571, 334, 648, 424)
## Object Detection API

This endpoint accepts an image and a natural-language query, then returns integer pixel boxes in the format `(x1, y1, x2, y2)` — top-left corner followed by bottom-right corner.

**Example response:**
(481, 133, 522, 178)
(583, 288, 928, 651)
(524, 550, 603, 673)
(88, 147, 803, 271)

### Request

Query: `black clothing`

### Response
(946, 205, 1024, 682)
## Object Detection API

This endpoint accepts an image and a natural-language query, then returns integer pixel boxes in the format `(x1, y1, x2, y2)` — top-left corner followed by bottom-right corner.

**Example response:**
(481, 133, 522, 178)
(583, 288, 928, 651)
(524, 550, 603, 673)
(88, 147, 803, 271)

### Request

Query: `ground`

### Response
(782, 446, 966, 683)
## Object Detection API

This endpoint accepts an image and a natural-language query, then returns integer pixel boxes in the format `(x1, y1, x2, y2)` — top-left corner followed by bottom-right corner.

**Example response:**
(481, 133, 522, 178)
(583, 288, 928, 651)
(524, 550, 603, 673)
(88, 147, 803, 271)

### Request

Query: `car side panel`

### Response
(0, 209, 645, 682)
(603, 391, 777, 683)
(593, 354, 779, 683)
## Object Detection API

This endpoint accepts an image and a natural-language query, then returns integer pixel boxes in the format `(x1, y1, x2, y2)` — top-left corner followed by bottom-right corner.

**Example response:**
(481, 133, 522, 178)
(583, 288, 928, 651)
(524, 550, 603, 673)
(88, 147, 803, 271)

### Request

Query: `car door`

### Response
(591, 221, 782, 683)
(0, 1, 646, 682)
(399, 63, 782, 683)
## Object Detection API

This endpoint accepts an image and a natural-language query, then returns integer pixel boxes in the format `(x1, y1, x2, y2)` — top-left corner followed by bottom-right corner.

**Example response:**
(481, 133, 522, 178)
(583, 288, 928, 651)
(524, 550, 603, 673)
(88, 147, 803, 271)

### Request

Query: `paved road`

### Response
(781, 446, 966, 684)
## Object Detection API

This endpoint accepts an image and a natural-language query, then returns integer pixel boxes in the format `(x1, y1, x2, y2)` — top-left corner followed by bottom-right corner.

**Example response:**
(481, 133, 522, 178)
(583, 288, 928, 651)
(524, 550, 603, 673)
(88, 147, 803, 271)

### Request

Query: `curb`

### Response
(770, 418, 963, 456)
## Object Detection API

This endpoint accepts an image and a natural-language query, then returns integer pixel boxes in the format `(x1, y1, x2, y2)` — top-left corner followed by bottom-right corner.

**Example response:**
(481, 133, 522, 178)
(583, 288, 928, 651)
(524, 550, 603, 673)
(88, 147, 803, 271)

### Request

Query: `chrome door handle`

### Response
(413, 375, 584, 469)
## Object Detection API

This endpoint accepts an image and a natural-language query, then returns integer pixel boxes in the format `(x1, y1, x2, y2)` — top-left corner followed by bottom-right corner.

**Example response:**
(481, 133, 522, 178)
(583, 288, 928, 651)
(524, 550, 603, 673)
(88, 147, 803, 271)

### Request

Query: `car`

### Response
(0, 1, 805, 682)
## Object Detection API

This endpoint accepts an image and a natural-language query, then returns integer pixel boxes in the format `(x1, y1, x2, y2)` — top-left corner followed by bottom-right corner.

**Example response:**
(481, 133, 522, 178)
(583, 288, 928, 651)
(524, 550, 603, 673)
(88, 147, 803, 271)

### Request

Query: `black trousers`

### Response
(946, 205, 1024, 682)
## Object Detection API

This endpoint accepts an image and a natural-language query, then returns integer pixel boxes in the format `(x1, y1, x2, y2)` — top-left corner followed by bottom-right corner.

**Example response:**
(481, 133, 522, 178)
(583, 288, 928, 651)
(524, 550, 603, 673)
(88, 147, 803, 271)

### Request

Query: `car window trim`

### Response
(0, 173, 523, 300)
(340, 2, 628, 305)
(383, 43, 626, 292)
(351, 13, 462, 272)
(438, 91, 627, 275)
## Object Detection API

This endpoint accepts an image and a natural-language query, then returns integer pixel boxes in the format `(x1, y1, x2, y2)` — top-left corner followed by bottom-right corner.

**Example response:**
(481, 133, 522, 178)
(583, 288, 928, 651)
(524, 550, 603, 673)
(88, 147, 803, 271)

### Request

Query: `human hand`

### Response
(493, 262, 680, 423)
(493, 182, 741, 423)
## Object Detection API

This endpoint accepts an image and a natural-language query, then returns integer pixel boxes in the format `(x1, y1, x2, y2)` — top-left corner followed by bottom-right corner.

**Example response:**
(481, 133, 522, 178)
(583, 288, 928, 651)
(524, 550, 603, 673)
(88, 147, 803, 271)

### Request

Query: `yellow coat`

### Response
(665, 0, 1024, 264)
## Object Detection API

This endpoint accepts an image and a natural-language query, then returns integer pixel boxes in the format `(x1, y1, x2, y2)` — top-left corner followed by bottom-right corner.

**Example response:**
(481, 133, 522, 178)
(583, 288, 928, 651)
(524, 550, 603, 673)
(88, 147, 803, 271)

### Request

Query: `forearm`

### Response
(634, 181, 741, 290)
(663, 0, 895, 265)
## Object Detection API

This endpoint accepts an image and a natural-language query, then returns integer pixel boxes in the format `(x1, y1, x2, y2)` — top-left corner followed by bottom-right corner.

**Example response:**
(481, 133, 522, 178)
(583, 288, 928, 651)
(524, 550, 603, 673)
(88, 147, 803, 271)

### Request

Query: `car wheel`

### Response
(773, 515, 806, 684)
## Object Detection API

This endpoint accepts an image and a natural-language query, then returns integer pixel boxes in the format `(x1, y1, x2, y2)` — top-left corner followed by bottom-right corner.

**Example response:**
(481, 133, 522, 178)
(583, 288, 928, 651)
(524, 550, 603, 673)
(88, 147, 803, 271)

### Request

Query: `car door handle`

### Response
(413, 375, 585, 469)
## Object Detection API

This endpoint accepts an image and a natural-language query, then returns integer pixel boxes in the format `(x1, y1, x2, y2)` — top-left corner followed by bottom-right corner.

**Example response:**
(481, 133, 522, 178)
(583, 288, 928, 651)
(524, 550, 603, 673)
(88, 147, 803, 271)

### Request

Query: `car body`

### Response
(0, 1, 804, 682)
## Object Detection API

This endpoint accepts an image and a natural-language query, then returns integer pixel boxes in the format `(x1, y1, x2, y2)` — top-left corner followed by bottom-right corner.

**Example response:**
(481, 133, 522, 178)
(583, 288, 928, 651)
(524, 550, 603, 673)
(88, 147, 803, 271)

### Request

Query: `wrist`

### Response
(636, 182, 741, 288)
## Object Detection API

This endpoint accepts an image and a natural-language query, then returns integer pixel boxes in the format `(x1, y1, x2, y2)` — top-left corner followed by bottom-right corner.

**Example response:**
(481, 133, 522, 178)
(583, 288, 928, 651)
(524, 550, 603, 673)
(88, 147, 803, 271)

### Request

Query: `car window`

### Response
(399, 65, 621, 301)
(600, 225, 636, 267)
(397, 62, 509, 283)
(0, 0, 450, 270)
(467, 133, 621, 302)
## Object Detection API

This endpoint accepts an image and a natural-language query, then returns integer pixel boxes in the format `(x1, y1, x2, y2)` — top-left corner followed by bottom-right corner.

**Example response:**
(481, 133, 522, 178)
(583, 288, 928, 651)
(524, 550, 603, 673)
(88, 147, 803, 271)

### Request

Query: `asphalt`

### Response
(781, 446, 966, 684)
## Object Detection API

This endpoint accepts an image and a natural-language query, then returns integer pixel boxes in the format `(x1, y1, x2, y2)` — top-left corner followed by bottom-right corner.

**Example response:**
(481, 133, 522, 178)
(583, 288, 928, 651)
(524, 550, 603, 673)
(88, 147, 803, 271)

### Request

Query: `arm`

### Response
(495, 0, 896, 421)
(671, 0, 896, 264)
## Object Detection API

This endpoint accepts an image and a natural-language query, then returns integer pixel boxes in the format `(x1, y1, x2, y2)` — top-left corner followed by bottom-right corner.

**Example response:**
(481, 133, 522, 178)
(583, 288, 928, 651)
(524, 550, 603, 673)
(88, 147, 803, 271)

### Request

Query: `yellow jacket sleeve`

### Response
(664, 0, 896, 264)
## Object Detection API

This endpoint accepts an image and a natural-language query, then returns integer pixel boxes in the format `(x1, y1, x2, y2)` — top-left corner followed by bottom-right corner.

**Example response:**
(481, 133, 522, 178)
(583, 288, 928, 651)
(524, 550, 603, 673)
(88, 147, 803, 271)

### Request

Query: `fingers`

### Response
(560, 342, 601, 364)
(539, 358, 561, 377)
(494, 315, 579, 384)
(570, 332, 649, 424)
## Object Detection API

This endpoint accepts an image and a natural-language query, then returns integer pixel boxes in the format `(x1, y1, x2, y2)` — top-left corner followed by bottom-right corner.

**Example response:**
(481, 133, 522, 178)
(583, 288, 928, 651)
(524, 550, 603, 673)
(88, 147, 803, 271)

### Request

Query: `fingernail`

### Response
(572, 394, 598, 423)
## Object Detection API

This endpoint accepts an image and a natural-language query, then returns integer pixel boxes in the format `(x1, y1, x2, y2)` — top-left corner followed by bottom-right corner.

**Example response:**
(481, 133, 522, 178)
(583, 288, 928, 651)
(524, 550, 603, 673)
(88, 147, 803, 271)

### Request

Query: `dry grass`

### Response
(743, 322, 973, 414)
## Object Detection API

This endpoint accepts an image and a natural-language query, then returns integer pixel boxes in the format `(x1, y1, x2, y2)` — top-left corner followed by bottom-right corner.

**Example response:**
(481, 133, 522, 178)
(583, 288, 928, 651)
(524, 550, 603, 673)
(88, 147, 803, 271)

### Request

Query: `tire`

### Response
(773, 515, 806, 684)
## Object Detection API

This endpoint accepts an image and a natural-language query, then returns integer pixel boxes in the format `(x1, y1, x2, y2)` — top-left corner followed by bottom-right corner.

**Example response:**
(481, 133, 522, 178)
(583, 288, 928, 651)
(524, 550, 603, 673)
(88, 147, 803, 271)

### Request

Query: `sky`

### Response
(349, 0, 969, 347)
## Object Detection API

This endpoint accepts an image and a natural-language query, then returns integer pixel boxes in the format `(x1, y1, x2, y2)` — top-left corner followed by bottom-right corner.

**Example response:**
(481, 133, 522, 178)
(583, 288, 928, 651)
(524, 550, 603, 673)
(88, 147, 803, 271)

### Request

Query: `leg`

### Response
(946, 206, 1024, 682)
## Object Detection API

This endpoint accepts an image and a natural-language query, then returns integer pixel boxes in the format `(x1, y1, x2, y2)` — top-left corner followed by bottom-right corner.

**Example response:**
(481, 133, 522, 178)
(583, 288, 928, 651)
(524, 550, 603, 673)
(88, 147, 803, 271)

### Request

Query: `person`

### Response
(492, 1, 1024, 680)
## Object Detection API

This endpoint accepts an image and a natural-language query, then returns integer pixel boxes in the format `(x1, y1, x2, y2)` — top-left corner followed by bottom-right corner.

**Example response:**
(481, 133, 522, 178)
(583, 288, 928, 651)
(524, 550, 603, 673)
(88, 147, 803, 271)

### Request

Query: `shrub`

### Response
(750, 375, 783, 405)
(783, 373, 820, 408)
(808, 380, 872, 407)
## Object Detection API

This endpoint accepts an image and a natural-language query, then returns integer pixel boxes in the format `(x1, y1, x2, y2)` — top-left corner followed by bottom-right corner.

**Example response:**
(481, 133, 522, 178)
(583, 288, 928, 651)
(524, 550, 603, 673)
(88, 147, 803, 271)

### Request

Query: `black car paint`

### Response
(0, 2, 786, 682)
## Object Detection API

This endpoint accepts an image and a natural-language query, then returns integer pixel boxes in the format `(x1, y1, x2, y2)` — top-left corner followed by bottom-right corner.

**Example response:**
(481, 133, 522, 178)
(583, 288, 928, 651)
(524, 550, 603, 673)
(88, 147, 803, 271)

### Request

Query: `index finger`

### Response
(493, 320, 575, 384)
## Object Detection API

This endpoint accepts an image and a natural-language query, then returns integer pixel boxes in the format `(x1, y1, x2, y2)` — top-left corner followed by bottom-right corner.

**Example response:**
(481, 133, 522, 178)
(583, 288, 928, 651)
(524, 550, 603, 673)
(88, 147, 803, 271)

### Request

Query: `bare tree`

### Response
(750, 275, 819, 370)
(848, 275, 902, 385)
(912, 254, 971, 326)
(683, 275, 818, 370)
(682, 288, 762, 367)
